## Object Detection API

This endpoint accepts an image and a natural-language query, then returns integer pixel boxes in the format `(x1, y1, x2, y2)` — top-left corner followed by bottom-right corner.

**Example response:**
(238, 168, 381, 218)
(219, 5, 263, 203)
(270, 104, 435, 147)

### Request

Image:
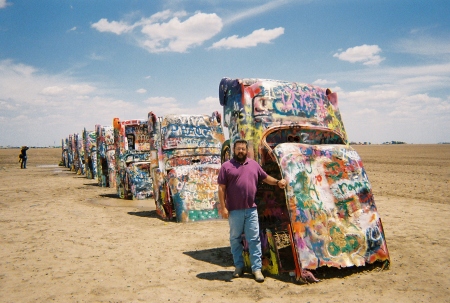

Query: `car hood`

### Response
(166, 163, 222, 223)
(272, 143, 389, 269)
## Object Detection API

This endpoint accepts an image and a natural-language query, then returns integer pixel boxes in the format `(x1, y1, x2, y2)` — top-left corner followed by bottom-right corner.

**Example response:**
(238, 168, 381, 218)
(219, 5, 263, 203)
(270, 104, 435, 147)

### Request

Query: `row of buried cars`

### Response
(61, 78, 390, 282)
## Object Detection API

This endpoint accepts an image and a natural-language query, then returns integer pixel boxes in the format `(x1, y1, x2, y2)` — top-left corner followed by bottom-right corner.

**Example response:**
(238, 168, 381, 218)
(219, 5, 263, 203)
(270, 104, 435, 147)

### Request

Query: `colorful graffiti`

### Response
(71, 133, 84, 175)
(83, 128, 97, 180)
(272, 144, 389, 269)
(75, 133, 85, 175)
(148, 111, 225, 222)
(113, 118, 153, 200)
(61, 138, 70, 168)
(219, 78, 389, 282)
(219, 78, 347, 160)
(69, 134, 75, 171)
(96, 125, 115, 187)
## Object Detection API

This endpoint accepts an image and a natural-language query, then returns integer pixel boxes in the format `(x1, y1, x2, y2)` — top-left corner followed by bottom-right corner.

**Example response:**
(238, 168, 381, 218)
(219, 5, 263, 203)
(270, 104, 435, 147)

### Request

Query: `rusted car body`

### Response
(95, 125, 115, 187)
(61, 138, 70, 168)
(70, 133, 84, 174)
(219, 78, 390, 282)
(83, 128, 97, 179)
(68, 135, 74, 169)
(113, 118, 153, 200)
(75, 132, 85, 175)
(148, 112, 225, 222)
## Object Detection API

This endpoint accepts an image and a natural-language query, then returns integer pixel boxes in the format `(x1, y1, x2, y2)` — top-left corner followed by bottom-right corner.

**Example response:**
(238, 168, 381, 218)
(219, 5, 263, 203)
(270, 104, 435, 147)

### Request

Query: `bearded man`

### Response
(218, 139, 287, 282)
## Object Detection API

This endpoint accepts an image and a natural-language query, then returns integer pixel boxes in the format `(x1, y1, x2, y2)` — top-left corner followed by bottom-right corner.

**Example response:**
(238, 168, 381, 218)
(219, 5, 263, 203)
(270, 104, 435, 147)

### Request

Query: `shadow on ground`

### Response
(83, 182, 100, 187)
(99, 193, 121, 199)
(128, 210, 161, 219)
(184, 246, 233, 268)
(184, 246, 388, 284)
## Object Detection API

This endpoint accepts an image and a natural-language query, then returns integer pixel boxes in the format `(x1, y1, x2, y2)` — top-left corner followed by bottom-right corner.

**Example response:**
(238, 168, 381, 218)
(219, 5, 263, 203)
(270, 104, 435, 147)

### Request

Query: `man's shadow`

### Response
(183, 247, 236, 282)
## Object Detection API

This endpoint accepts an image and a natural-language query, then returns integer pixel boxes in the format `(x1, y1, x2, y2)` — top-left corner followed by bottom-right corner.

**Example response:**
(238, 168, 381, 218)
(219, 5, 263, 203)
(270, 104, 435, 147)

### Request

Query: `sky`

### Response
(0, 0, 449, 147)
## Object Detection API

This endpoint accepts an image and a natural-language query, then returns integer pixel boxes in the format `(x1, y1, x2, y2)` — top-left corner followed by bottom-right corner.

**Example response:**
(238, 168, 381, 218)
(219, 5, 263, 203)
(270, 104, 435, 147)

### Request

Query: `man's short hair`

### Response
(233, 139, 248, 149)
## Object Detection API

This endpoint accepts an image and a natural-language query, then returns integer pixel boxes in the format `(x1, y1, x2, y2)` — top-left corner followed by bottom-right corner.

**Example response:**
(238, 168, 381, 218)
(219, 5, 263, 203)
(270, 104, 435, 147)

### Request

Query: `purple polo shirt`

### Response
(217, 158, 268, 211)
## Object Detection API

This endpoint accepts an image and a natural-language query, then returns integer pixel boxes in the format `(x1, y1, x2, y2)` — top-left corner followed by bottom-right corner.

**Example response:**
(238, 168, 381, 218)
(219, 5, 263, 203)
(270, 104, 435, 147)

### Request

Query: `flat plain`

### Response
(0, 144, 449, 303)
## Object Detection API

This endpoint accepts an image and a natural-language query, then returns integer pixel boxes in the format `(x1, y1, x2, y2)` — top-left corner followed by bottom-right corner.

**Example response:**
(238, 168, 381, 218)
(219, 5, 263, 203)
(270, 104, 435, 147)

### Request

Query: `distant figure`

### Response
(19, 146, 29, 169)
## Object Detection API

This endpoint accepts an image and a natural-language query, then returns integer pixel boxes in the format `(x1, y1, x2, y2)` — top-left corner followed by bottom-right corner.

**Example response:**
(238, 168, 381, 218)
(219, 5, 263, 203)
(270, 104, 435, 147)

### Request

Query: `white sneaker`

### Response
(253, 270, 264, 282)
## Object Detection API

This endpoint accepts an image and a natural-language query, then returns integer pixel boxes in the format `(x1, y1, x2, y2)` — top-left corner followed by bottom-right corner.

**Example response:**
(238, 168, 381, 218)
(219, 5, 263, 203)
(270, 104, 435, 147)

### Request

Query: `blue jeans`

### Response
(21, 156, 27, 168)
(228, 207, 262, 272)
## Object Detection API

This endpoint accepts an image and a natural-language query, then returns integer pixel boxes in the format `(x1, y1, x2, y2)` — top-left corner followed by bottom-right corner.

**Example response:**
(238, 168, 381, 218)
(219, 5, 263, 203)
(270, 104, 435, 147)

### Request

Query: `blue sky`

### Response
(0, 0, 449, 147)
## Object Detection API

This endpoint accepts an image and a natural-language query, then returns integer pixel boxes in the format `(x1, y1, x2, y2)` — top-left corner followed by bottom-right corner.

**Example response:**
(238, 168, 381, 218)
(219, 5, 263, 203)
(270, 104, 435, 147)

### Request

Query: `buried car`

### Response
(219, 78, 390, 282)
(113, 117, 153, 200)
(147, 111, 225, 222)
(83, 128, 97, 180)
(96, 125, 115, 188)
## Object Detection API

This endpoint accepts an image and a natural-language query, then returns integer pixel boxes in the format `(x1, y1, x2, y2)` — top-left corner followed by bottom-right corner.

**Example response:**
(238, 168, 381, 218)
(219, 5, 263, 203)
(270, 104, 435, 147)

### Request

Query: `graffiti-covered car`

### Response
(70, 133, 85, 175)
(83, 128, 97, 179)
(95, 125, 115, 187)
(61, 138, 70, 168)
(219, 78, 390, 282)
(148, 112, 225, 222)
(113, 118, 153, 200)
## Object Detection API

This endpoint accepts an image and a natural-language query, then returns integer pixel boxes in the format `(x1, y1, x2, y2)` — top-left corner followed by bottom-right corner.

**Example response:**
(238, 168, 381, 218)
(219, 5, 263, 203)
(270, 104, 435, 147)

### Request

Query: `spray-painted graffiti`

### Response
(219, 78, 389, 282)
(272, 144, 389, 269)
(113, 118, 153, 200)
(76, 133, 86, 175)
(71, 133, 85, 175)
(148, 111, 225, 222)
(61, 138, 70, 168)
(126, 162, 153, 200)
(219, 78, 347, 160)
(96, 125, 115, 187)
(161, 115, 223, 150)
(69, 134, 76, 171)
(83, 128, 97, 180)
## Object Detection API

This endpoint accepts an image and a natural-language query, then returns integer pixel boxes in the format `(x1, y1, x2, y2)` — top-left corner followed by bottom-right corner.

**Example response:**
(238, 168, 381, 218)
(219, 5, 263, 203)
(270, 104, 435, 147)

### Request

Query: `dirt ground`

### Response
(0, 144, 449, 303)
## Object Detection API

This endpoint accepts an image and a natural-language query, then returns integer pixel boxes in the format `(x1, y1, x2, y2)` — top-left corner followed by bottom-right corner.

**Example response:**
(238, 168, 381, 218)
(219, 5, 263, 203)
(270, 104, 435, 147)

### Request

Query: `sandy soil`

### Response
(0, 144, 449, 303)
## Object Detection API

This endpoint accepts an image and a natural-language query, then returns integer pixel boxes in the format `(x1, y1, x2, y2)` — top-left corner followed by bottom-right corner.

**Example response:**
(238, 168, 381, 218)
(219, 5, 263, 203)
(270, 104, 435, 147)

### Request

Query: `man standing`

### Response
(20, 146, 29, 169)
(218, 139, 287, 282)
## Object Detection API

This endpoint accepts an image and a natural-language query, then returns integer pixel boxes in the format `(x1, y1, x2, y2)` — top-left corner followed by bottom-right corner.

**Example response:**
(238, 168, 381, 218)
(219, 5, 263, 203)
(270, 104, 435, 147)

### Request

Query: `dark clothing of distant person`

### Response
(20, 146, 29, 169)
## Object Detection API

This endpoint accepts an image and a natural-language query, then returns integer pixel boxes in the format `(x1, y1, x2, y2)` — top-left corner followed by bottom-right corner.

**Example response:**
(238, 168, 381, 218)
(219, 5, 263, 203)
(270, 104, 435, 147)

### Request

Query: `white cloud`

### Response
(136, 88, 147, 94)
(88, 52, 106, 61)
(140, 12, 223, 53)
(0, 59, 36, 77)
(197, 96, 221, 114)
(41, 86, 65, 96)
(334, 62, 450, 94)
(92, 11, 223, 53)
(0, 60, 152, 146)
(222, 0, 293, 25)
(0, 0, 10, 9)
(333, 44, 385, 66)
(143, 97, 181, 115)
(210, 27, 284, 50)
(198, 96, 216, 106)
(91, 18, 134, 35)
(312, 79, 337, 86)
(328, 52, 450, 143)
(40, 84, 96, 96)
(394, 36, 450, 56)
(146, 9, 187, 23)
(143, 96, 221, 117)
(338, 83, 450, 143)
